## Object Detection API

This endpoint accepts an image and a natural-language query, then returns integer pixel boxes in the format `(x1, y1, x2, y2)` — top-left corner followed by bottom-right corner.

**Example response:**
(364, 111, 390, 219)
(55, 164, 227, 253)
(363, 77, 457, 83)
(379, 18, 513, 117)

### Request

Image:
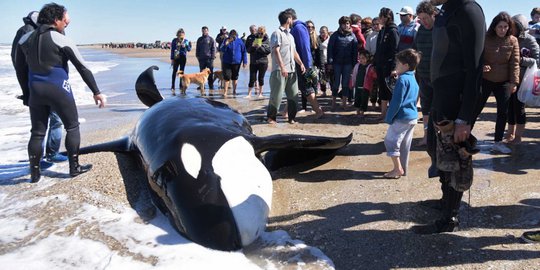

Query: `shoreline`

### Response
(82, 44, 221, 68)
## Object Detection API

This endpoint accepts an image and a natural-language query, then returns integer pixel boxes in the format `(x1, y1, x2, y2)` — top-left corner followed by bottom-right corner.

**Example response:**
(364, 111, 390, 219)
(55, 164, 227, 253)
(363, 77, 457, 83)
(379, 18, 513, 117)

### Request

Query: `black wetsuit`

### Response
(15, 24, 101, 168)
(422, 0, 485, 232)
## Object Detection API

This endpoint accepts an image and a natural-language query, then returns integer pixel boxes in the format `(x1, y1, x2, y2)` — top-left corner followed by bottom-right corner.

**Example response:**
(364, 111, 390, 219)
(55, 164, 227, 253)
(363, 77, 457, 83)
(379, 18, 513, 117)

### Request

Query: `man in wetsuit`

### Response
(14, 3, 107, 183)
(413, 0, 485, 234)
(12, 11, 68, 164)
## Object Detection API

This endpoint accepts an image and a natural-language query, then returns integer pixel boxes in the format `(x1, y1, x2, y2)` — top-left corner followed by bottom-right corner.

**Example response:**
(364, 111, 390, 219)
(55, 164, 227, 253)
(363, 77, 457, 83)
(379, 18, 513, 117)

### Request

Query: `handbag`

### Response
(517, 64, 540, 107)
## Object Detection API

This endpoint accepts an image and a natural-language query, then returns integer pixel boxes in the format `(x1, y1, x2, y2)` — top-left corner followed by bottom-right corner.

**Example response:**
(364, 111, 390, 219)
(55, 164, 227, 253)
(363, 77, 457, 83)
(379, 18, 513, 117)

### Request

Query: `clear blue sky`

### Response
(1, 0, 538, 44)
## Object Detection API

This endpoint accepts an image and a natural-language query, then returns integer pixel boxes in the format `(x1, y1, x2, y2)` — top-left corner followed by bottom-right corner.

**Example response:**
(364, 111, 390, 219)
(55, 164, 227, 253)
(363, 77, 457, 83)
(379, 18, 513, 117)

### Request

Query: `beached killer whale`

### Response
(78, 66, 352, 251)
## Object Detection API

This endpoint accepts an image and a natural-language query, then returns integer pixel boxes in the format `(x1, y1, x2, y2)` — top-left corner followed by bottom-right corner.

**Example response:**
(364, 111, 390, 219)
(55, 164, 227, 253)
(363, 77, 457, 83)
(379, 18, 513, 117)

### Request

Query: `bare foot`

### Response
(383, 170, 404, 179)
(244, 95, 251, 99)
(267, 118, 277, 124)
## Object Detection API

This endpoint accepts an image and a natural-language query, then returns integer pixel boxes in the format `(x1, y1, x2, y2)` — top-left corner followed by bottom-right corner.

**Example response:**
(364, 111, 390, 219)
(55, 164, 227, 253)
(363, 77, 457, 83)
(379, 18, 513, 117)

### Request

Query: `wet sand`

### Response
(30, 46, 540, 268)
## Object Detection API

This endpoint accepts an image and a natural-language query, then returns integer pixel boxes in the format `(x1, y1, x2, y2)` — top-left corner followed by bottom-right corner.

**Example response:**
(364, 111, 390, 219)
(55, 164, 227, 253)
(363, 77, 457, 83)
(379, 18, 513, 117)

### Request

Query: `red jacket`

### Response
(351, 24, 366, 50)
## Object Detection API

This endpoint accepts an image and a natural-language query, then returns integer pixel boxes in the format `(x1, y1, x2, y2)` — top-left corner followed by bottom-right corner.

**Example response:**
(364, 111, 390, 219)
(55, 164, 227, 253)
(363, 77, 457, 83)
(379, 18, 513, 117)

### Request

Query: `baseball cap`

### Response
(221, 26, 227, 30)
(397, 6, 414, 16)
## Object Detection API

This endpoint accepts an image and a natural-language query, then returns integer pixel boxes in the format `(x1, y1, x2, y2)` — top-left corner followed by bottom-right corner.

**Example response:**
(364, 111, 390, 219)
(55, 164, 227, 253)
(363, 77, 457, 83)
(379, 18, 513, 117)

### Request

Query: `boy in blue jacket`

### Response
(383, 48, 421, 179)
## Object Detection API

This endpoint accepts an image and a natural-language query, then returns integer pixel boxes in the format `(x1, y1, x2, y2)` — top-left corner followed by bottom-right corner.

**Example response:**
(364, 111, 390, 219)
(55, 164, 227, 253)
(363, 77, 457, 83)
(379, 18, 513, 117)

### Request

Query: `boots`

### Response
(69, 155, 92, 177)
(29, 155, 41, 183)
(413, 182, 462, 234)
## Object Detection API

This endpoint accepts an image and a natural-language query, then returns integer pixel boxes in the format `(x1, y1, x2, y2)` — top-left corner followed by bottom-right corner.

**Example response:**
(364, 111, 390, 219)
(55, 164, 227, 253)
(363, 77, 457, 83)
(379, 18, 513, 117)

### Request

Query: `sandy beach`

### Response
(4, 45, 540, 269)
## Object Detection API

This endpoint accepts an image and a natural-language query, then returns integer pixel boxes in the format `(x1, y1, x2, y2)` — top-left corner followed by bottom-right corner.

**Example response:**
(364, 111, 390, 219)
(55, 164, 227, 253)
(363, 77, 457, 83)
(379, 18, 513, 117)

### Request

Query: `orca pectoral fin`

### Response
(251, 133, 353, 155)
(250, 133, 353, 171)
(135, 65, 163, 107)
(76, 137, 133, 155)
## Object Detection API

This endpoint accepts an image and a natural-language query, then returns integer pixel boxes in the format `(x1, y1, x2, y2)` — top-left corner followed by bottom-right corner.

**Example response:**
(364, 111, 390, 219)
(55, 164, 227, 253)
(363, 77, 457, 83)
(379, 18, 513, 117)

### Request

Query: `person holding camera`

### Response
(170, 28, 192, 95)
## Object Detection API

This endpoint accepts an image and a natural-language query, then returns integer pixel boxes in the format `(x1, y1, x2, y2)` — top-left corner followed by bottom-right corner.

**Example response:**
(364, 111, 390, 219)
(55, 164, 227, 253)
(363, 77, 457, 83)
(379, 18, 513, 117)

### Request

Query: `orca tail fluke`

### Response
(135, 65, 163, 107)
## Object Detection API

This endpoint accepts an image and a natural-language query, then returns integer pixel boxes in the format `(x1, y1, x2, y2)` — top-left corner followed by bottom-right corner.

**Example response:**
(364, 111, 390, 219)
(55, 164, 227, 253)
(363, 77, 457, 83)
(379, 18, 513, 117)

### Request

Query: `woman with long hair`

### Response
(505, 14, 539, 144)
(374, 7, 399, 121)
(474, 12, 520, 154)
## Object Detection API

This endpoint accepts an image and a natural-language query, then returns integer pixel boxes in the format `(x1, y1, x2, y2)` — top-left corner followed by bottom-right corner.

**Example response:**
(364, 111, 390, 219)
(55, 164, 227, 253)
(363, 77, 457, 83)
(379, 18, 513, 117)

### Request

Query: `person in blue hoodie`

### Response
(220, 29, 247, 96)
(383, 48, 420, 179)
(286, 8, 324, 118)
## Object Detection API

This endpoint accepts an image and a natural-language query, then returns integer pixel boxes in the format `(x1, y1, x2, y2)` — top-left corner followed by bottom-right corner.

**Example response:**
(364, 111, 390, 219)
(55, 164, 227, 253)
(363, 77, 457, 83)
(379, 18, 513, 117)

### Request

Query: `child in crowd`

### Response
(383, 48, 420, 179)
(352, 50, 377, 118)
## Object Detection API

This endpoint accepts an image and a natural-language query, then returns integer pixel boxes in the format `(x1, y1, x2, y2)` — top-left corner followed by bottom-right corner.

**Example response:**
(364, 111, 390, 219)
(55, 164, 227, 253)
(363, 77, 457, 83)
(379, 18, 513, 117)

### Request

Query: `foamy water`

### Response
(0, 45, 335, 269)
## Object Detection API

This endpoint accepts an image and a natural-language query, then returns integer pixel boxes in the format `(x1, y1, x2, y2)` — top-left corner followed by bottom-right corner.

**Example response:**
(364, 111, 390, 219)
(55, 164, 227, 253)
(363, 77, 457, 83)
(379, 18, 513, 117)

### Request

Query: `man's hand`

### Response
(454, 123, 471, 143)
(300, 64, 306, 74)
(94, 94, 107, 108)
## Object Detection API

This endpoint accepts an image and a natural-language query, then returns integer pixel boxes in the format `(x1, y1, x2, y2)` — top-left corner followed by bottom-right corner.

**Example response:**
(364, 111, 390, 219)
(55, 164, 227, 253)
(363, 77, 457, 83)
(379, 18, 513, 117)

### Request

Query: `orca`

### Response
(78, 66, 352, 251)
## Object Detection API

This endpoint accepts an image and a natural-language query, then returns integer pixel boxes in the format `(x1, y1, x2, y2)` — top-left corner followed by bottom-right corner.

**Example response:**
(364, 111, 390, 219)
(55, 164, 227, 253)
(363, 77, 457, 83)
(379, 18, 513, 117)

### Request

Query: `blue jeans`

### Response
(45, 111, 63, 157)
(332, 64, 353, 98)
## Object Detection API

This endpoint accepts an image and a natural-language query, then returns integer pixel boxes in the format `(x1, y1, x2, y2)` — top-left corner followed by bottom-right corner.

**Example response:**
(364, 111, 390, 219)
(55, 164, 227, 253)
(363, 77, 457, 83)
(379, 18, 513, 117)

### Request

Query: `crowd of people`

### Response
(165, 0, 540, 242)
(11, 1, 540, 244)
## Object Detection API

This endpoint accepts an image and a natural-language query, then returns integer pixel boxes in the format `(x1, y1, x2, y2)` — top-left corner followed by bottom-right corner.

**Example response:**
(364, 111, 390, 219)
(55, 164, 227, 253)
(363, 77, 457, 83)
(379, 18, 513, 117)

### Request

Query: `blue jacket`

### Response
(196, 34, 216, 60)
(220, 37, 247, 65)
(385, 71, 419, 124)
(290, 20, 312, 68)
(327, 29, 358, 65)
(170, 37, 192, 60)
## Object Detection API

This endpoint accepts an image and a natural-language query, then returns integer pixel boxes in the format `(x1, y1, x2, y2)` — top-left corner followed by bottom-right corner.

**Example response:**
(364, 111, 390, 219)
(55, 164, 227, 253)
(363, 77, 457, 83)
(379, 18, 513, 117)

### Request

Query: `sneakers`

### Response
(491, 141, 511, 154)
(46, 153, 68, 163)
(521, 230, 540, 243)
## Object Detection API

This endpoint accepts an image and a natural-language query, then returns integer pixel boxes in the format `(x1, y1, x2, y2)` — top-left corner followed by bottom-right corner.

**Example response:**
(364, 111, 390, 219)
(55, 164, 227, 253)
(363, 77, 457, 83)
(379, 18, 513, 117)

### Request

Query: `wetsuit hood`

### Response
(23, 11, 39, 29)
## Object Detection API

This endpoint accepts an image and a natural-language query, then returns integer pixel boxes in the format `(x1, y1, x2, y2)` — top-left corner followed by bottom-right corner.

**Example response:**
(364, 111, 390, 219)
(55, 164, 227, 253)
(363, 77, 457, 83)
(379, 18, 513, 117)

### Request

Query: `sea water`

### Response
(0, 45, 333, 269)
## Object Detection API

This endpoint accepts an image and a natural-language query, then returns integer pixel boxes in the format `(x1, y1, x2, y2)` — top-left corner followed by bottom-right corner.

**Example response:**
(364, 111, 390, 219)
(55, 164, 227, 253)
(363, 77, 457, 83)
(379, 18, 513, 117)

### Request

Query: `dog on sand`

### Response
(176, 68, 211, 96)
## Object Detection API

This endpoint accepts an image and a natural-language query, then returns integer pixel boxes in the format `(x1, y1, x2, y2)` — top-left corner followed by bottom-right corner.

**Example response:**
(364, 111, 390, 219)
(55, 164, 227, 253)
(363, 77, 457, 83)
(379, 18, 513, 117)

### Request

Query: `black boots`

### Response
(29, 155, 41, 183)
(413, 182, 463, 234)
(69, 155, 92, 177)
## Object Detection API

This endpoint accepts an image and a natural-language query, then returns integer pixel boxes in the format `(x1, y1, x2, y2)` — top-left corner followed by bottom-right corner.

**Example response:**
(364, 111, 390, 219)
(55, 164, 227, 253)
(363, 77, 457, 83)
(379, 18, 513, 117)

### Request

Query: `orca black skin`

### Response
(78, 66, 352, 251)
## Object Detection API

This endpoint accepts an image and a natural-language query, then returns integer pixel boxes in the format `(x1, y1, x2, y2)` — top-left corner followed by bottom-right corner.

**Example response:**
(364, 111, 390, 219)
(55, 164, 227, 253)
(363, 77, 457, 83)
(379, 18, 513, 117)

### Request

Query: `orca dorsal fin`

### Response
(135, 65, 163, 107)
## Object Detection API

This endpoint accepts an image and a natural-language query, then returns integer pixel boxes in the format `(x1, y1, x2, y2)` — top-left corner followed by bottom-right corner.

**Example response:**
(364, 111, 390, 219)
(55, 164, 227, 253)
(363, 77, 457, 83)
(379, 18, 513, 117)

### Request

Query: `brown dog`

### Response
(177, 68, 211, 96)
(212, 70, 225, 89)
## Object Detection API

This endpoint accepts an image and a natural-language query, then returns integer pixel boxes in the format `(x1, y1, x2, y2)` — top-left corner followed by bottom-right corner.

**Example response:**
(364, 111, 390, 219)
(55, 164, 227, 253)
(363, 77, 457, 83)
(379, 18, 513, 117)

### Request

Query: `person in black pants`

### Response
(374, 7, 399, 121)
(245, 26, 271, 98)
(15, 3, 107, 183)
(170, 28, 191, 95)
(196, 26, 216, 92)
(414, 0, 485, 234)
(12, 11, 68, 164)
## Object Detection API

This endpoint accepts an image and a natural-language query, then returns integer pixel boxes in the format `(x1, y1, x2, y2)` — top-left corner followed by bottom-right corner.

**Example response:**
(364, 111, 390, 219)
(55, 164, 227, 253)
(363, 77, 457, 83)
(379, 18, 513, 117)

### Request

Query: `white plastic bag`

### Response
(517, 64, 540, 107)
